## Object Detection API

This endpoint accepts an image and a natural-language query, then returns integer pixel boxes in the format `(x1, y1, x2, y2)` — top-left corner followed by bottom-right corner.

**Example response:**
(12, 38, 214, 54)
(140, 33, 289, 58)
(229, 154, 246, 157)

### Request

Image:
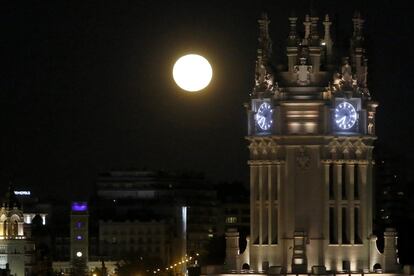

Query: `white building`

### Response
(0, 188, 34, 276)
(220, 11, 402, 276)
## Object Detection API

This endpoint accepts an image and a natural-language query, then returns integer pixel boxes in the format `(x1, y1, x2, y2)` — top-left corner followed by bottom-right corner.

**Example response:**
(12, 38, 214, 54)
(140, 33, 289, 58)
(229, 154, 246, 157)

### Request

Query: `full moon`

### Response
(173, 54, 213, 92)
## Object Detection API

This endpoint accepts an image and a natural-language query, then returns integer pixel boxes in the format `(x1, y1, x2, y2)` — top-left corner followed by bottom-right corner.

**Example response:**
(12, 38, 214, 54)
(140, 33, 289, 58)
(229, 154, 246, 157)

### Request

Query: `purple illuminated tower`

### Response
(70, 202, 89, 263)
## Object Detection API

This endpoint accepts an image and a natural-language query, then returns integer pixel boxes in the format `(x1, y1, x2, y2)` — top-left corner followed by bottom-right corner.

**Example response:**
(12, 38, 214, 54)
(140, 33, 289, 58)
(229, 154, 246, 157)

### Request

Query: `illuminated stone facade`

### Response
(222, 12, 401, 275)
(0, 188, 34, 276)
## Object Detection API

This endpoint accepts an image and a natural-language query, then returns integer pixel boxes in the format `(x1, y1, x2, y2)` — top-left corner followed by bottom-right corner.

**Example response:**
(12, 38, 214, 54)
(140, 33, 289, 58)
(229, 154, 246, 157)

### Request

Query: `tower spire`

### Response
(309, 10, 320, 47)
(351, 11, 365, 49)
(257, 12, 272, 64)
(322, 14, 333, 64)
(287, 12, 299, 72)
(303, 14, 311, 45)
(254, 13, 275, 94)
(287, 12, 298, 47)
(350, 11, 368, 91)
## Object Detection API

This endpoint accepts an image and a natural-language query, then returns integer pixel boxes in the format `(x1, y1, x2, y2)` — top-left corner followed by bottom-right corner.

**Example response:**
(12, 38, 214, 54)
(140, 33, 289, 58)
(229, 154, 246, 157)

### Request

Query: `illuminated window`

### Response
(294, 258, 303, 265)
(226, 217, 237, 224)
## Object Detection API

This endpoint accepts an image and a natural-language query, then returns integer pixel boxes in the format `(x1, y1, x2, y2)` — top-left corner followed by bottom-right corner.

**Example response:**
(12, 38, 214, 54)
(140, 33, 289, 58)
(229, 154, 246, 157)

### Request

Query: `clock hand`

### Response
(336, 116, 346, 124)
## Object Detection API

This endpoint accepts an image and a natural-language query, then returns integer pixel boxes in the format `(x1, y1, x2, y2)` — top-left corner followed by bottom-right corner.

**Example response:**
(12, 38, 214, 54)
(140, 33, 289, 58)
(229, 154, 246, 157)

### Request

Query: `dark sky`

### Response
(1, 0, 413, 199)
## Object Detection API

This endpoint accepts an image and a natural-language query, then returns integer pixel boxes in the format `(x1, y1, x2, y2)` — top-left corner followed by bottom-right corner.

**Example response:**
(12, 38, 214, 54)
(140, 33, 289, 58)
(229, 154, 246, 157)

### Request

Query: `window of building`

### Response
(329, 207, 337, 244)
(342, 164, 347, 199)
(343, 260, 350, 272)
(354, 208, 362, 244)
(354, 165, 359, 199)
(329, 165, 334, 199)
(342, 208, 350, 244)
(272, 208, 278, 244)
(226, 216, 237, 224)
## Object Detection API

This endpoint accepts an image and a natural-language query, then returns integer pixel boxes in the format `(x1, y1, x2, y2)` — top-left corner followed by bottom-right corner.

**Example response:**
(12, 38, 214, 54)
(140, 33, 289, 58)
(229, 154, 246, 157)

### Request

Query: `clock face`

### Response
(334, 101, 357, 130)
(255, 102, 273, 131)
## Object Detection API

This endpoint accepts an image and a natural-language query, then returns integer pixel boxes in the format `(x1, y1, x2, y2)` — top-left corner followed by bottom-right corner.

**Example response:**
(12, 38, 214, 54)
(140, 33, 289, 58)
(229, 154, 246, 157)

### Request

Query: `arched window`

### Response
(373, 263, 382, 272)
(242, 263, 250, 270)
(3, 220, 8, 236)
(11, 220, 18, 236)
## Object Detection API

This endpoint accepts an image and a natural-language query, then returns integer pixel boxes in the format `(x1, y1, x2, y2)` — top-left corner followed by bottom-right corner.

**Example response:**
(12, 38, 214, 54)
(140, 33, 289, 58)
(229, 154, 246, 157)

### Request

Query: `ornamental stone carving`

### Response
(326, 138, 368, 160)
(294, 57, 312, 85)
(296, 146, 311, 170)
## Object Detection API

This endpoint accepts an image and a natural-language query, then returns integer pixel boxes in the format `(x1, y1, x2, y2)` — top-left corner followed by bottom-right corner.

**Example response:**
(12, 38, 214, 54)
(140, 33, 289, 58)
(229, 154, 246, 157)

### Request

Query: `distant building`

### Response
(222, 203, 249, 237)
(216, 183, 250, 243)
(374, 147, 407, 228)
(52, 202, 117, 275)
(12, 190, 49, 226)
(0, 187, 34, 275)
(99, 219, 170, 264)
(70, 202, 89, 263)
(94, 170, 219, 259)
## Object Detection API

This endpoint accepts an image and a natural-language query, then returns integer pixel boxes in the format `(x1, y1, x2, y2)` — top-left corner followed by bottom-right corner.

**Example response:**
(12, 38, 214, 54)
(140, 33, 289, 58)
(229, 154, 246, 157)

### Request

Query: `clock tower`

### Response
(224, 12, 401, 275)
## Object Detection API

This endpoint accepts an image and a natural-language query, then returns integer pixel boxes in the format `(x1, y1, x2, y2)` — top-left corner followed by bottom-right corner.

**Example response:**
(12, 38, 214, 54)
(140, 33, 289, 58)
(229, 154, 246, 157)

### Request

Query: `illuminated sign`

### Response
(71, 202, 88, 212)
(14, 191, 31, 196)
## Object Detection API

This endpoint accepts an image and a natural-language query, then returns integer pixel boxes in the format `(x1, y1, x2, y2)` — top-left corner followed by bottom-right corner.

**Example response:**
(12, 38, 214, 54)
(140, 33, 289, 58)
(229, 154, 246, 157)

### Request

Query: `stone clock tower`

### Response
(223, 12, 401, 275)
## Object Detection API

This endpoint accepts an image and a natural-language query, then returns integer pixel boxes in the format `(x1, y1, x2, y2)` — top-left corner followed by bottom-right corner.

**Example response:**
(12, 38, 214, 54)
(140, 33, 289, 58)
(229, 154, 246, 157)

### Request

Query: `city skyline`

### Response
(1, 2, 414, 275)
(1, 1, 413, 199)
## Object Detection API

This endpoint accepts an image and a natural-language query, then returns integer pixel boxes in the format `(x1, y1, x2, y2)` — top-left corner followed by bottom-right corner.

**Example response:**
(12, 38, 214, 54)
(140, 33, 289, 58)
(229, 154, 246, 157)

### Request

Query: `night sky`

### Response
(1, 1, 413, 199)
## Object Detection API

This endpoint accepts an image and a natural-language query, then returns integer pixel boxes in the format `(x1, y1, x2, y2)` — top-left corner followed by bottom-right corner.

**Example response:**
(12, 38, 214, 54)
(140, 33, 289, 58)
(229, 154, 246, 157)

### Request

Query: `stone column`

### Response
(268, 163, 276, 244)
(347, 163, 355, 244)
(359, 162, 368, 240)
(250, 163, 259, 243)
(383, 228, 399, 272)
(225, 228, 240, 271)
(335, 162, 342, 244)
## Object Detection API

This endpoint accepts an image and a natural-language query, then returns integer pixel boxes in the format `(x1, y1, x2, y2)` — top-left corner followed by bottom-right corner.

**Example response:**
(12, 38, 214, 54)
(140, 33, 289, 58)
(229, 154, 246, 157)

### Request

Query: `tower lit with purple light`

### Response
(71, 202, 88, 212)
